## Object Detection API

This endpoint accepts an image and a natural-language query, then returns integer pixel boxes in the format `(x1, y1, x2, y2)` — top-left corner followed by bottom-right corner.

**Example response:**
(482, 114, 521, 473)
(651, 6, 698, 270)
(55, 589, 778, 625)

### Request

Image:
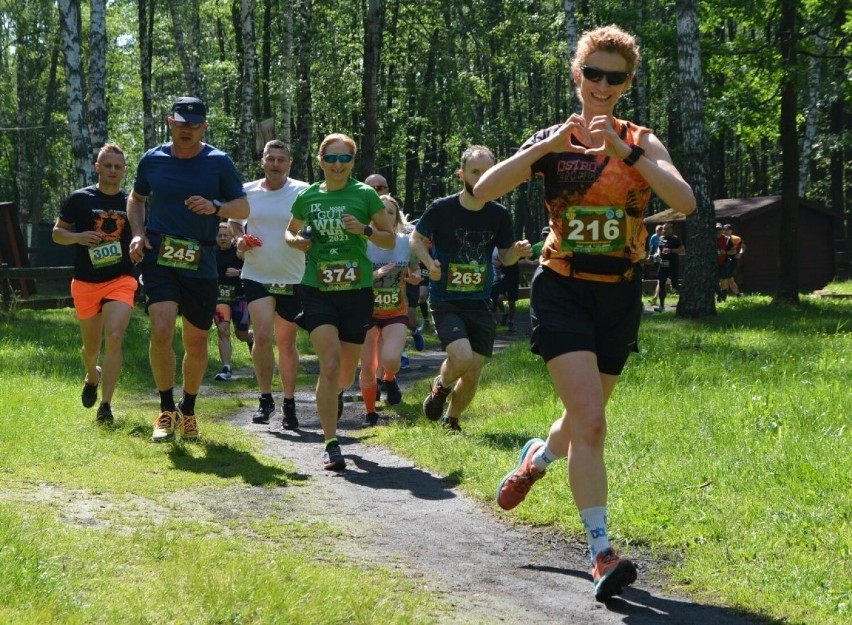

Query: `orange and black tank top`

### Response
(521, 119, 652, 283)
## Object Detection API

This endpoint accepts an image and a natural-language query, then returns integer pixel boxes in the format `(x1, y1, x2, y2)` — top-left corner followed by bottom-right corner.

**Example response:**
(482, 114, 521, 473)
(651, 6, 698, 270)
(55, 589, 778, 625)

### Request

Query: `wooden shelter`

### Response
(645, 196, 840, 293)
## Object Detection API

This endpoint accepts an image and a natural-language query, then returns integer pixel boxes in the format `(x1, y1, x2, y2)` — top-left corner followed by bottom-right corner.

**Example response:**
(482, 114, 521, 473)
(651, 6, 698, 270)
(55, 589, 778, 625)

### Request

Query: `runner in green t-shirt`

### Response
(285, 133, 395, 471)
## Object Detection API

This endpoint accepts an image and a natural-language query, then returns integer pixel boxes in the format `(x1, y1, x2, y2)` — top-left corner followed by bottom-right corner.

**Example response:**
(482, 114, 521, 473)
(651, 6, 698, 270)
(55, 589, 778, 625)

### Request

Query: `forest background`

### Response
(1, 0, 849, 313)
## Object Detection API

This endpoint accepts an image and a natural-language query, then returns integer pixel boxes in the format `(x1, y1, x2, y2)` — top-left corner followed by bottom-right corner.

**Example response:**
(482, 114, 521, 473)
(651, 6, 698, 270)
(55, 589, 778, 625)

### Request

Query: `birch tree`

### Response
(278, 0, 294, 144)
(292, 0, 313, 182)
(563, 0, 579, 113)
(360, 0, 382, 178)
(238, 0, 255, 175)
(675, 0, 716, 318)
(774, 0, 800, 304)
(168, 0, 203, 96)
(138, 0, 156, 149)
(57, 0, 95, 186)
(29, 35, 62, 254)
(87, 0, 107, 153)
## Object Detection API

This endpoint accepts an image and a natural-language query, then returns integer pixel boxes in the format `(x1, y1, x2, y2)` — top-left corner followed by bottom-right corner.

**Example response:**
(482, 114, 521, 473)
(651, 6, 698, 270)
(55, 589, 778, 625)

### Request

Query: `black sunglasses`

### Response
(322, 153, 354, 164)
(580, 65, 630, 86)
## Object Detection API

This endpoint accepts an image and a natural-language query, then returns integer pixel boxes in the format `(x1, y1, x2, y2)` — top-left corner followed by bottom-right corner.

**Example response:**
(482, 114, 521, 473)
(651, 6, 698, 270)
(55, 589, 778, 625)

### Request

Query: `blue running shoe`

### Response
(412, 328, 425, 351)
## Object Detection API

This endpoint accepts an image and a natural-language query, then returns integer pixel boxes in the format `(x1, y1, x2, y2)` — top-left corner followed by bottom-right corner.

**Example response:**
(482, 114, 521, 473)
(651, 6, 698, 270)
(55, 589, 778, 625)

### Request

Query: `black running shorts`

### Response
(141, 263, 217, 330)
(431, 299, 496, 358)
(299, 285, 373, 344)
(243, 279, 302, 323)
(529, 266, 642, 375)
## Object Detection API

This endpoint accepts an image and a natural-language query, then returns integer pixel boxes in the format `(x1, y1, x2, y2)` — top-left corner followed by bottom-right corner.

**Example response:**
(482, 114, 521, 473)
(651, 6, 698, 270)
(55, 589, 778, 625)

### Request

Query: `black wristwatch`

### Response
(623, 144, 644, 167)
(212, 199, 222, 215)
(363, 225, 373, 237)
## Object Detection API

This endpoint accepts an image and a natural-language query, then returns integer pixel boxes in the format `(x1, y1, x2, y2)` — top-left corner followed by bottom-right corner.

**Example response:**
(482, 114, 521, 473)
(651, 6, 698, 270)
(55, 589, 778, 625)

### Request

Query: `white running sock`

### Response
(580, 506, 611, 564)
(532, 443, 560, 471)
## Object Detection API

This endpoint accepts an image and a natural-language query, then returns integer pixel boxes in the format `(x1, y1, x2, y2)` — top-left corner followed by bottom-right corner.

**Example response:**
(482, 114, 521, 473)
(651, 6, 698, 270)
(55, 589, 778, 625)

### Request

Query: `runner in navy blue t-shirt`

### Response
(128, 97, 249, 443)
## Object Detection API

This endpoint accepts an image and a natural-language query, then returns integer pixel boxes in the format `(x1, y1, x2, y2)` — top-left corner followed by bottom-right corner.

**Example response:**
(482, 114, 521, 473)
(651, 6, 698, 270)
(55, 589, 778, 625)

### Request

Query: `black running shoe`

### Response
(323, 442, 346, 471)
(282, 398, 298, 430)
(423, 376, 451, 421)
(96, 402, 113, 425)
(440, 414, 462, 432)
(363, 412, 379, 426)
(382, 377, 402, 405)
(252, 398, 276, 424)
(81, 366, 101, 408)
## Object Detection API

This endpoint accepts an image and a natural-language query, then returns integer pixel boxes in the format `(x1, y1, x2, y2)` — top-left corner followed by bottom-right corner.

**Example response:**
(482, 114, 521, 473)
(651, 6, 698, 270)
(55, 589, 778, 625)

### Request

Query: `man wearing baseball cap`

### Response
(128, 96, 249, 443)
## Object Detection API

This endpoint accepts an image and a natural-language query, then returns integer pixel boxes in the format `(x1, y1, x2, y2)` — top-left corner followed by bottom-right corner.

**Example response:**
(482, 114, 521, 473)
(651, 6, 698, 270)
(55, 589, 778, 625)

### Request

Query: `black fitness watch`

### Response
(363, 225, 373, 237)
(623, 144, 645, 167)
(212, 199, 222, 215)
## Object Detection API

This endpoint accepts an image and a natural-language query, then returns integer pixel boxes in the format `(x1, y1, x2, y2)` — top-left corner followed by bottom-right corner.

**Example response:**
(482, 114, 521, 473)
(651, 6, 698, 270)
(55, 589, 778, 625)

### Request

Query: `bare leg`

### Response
(98, 300, 133, 403)
(249, 297, 277, 394)
(147, 301, 179, 392)
(274, 314, 299, 398)
(544, 351, 618, 510)
(180, 317, 210, 396)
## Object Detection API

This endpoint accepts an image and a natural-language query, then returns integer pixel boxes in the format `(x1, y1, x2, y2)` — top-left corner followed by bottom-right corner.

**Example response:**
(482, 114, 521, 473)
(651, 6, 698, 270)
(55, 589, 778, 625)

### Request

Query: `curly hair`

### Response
(571, 24, 640, 75)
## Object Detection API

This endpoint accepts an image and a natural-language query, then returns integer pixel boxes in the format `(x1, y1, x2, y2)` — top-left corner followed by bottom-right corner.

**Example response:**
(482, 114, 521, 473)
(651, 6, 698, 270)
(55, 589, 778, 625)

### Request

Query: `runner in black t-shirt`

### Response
(656, 222, 684, 312)
(52, 144, 137, 425)
(212, 223, 252, 381)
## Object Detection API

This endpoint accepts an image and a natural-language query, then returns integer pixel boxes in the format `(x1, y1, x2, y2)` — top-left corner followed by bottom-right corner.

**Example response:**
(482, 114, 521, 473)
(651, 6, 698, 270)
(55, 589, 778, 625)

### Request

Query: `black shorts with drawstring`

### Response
(529, 266, 642, 375)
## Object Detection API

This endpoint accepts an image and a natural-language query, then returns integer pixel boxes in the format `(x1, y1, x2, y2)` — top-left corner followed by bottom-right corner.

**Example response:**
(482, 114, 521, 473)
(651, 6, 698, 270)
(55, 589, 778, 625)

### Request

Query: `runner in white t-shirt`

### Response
(229, 140, 309, 430)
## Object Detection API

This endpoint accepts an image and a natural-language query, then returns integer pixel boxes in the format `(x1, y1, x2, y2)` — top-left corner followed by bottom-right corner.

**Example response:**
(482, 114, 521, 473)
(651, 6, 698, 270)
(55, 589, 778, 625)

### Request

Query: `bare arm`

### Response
(631, 134, 696, 216)
(228, 220, 249, 253)
(474, 142, 551, 202)
(474, 117, 580, 202)
(52, 218, 102, 247)
(342, 210, 395, 250)
(284, 216, 312, 252)
(404, 257, 423, 285)
(185, 195, 249, 219)
(410, 230, 440, 281)
(497, 240, 532, 267)
(127, 190, 150, 262)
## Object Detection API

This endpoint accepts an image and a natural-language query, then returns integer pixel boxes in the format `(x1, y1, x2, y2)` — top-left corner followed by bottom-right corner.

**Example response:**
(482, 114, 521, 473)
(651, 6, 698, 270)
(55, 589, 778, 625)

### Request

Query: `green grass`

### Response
(819, 279, 852, 295)
(0, 307, 438, 625)
(365, 294, 852, 625)
(2, 292, 850, 624)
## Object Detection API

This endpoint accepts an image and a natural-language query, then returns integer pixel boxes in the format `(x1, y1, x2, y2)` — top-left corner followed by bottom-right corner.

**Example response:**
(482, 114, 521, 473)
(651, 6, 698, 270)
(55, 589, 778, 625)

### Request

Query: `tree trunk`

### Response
(57, 0, 95, 186)
(828, 7, 848, 277)
(798, 25, 826, 197)
(404, 29, 439, 217)
(360, 0, 382, 179)
(709, 27, 727, 200)
(563, 0, 579, 113)
(633, 2, 649, 127)
(773, 0, 800, 304)
(167, 0, 203, 96)
(88, 0, 108, 153)
(292, 0, 313, 182)
(238, 0, 255, 175)
(216, 18, 233, 117)
(29, 33, 62, 264)
(260, 0, 272, 121)
(138, 0, 156, 149)
(278, 0, 294, 144)
(15, 26, 31, 226)
(675, 0, 716, 318)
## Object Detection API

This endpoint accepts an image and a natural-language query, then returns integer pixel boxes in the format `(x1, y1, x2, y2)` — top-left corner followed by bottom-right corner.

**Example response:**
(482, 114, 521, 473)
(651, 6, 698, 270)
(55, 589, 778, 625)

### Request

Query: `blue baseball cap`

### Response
(171, 97, 207, 123)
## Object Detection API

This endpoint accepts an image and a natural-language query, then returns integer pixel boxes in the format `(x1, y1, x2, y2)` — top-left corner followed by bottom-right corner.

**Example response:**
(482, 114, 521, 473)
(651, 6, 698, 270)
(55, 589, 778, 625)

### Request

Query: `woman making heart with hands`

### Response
(474, 24, 695, 603)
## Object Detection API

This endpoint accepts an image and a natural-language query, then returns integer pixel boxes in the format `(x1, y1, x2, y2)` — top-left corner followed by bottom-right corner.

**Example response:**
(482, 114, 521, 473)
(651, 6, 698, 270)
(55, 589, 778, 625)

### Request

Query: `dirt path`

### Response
(217, 324, 761, 625)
